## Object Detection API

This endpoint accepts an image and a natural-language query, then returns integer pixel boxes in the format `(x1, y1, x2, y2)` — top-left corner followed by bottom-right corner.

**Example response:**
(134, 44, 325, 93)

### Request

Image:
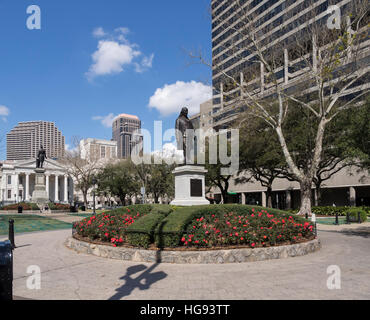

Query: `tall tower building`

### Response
(6, 121, 65, 160)
(112, 114, 141, 159)
(211, 0, 369, 130)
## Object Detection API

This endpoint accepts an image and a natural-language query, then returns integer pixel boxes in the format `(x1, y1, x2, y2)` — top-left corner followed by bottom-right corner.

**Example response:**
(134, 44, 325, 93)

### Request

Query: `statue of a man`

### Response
(36, 145, 47, 168)
(175, 107, 194, 164)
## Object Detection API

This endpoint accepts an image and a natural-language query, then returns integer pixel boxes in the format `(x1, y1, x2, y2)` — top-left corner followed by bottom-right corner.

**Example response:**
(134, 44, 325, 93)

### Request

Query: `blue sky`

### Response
(0, 0, 212, 158)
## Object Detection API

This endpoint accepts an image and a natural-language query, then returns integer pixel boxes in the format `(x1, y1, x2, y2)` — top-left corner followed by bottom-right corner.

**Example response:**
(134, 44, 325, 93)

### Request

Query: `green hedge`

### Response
(0, 202, 39, 211)
(299, 206, 370, 216)
(125, 205, 173, 248)
(347, 208, 368, 223)
(154, 205, 304, 248)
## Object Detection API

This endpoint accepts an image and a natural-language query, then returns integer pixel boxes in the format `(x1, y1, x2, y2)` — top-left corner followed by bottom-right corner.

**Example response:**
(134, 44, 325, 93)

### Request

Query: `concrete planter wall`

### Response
(65, 237, 321, 264)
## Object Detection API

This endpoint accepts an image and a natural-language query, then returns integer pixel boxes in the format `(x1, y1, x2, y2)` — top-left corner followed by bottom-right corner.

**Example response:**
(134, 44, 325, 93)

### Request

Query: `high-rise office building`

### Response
(211, 0, 369, 130)
(6, 121, 65, 160)
(112, 114, 141, 159)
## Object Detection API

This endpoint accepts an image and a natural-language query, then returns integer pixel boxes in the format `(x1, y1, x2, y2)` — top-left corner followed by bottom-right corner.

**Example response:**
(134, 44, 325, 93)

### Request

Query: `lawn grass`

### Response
(0, 214, 72, 235)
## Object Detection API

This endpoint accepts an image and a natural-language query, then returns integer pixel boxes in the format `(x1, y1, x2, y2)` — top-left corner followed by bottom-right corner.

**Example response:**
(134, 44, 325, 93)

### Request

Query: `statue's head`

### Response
(180, 107, 188, 117)
(40, 145, 44, 149)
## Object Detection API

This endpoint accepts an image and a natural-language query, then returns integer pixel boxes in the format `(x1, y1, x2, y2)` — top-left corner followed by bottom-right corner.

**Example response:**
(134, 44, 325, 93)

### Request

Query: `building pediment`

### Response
(4, 159, 67, 172)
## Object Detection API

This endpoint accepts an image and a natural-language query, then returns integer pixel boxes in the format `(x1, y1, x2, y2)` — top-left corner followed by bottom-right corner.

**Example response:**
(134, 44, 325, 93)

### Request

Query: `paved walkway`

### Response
(1, 223, 369, 300)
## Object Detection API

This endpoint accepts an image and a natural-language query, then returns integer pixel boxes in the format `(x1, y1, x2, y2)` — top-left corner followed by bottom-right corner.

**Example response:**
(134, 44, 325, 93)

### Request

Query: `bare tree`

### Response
(59, 137, 101, 207)
(190, 0, 369, 214)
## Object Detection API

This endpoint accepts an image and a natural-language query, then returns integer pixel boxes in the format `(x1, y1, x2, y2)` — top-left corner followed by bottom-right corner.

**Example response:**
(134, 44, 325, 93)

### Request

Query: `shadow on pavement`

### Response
(339, 226, 370, 238)
(321, 226, 370, 238)
(109, 263, 167, 300)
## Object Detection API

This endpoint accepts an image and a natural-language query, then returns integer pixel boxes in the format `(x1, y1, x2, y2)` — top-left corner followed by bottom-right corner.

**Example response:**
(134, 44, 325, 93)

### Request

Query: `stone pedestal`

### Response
(31, 168, 49, 207)
(170, 165, 210, 206)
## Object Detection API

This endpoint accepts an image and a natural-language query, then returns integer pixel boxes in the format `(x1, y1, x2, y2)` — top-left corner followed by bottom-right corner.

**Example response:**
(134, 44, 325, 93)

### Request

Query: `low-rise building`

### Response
(0, 159, 73, 206)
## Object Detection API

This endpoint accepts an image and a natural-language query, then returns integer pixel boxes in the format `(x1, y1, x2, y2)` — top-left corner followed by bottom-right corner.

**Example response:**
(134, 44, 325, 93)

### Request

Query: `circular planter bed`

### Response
(67, 204, 321, 264)
(65, 236, 321, 264)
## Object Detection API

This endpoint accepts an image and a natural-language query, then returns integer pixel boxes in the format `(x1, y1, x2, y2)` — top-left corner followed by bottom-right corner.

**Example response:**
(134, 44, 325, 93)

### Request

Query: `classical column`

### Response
(14, 173, 19, 203)
(64, 175, 68, 203)
(55, 175, 59, 202)
(46, 174, 50, 200)
(241, 193, 246, 205)
(286, 190, 292, 210)
(349, 187, 356, 207)
(25, 173, 30, 202)
(262, 191, 267, 207)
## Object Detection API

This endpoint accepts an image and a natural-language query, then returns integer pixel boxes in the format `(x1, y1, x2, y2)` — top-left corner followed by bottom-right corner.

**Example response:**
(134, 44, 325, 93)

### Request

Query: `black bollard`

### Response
(335, 212, 339, 225)
(358, 212, 361, 224)
(8, 219, 15, 249)
(346, 212, 350, 224)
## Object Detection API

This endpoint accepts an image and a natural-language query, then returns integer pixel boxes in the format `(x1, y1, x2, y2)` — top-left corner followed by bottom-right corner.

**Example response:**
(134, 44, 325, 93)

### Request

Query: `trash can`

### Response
(81, 205, 86, 212)
(0, 240, 13, 300)
(18, 205, 23, 214)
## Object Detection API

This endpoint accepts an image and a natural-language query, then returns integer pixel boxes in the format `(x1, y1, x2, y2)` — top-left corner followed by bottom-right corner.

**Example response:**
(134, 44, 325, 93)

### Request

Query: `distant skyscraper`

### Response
(6, 121, 65, 160)
(112, 114, 141, 159)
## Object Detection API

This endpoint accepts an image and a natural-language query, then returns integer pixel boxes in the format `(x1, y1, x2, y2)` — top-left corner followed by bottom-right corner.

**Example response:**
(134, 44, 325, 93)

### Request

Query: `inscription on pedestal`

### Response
(190, 179, 202, 197)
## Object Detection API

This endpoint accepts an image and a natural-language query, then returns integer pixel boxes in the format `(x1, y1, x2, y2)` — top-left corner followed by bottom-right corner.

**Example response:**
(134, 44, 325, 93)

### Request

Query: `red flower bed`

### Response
(181, 209, 315, 248)
(73, 208, 145, 246)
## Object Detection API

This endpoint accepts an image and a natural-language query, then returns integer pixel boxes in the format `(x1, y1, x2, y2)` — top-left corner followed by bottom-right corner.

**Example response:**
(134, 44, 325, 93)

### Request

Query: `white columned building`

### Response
(0, 159, 73, 206)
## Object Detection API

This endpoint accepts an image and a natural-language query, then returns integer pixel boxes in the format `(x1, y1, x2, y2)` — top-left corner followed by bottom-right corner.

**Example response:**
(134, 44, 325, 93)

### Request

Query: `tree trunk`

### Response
(83, 191, 88, 207)
(316, 188, 322, 207)
(299, 179, 313, 215)
(120, 195, 126, 206)
(154, 194, 159, 204)
(266, 186, 273, 208)
(221, 189, 228, 204)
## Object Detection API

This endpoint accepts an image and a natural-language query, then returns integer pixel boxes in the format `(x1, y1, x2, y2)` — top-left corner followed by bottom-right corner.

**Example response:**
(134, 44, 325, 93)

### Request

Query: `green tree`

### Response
(97, 160, 139, 206)
(237, 115, 288, 207)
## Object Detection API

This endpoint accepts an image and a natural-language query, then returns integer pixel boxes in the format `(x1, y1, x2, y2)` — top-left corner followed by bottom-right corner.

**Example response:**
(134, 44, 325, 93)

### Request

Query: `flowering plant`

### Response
(180, 209, 315, 248)
(73, 207, 145, 247)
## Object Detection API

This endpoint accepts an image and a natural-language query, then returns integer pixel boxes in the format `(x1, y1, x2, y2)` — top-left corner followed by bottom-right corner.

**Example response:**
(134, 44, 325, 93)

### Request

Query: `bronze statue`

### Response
(36, 145, 47, 168)
(175, 107, 194, 164)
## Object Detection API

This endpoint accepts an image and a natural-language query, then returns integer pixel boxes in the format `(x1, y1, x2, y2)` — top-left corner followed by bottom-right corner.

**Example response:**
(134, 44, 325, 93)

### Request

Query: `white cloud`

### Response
(86, 40, 141, 80)
(92, 27, 106, 38)
(148, 81, 212, 116)
(86, 27, 153, 80)
(0, 105, 10, 122)
(92, 113, 116, 128)
(134, 53, 154, 73)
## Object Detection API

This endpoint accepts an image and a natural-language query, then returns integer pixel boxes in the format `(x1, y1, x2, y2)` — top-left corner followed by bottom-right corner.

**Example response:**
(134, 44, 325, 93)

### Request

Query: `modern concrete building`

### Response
(190, 99, 214, 131)
(0, 159, 73, 206)
(112, 114, 141, 159)
(206, 0, 370, 207)
(6, 121, 65, 160)
(211, 0, 369, 130)
(80, 138, 117, 162)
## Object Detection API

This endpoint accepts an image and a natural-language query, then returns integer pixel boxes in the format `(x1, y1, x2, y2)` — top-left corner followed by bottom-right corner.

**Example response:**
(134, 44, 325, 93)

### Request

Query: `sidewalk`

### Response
(1, 222, 369, 300)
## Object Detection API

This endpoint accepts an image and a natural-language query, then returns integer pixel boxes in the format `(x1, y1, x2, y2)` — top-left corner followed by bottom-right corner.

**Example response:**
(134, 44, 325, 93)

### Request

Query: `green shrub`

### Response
(290, 206, 370, 217)
(346, 208, 368, 223)
(154, 204, 308, 248)
(126, 206, 173, 248)
(0, 202, 39, 211)
(180, 209, 315, 248)
(48, 203, 70, 211)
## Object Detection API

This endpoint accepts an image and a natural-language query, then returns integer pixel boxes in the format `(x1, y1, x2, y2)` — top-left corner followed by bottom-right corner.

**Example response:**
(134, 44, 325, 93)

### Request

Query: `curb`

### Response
(65, 237, 321, 264)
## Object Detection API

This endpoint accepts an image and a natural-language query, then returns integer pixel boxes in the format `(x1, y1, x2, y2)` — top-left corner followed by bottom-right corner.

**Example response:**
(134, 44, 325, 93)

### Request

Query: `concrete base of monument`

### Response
(170, 165, 210, 206)
(31, 168, 49, 208)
